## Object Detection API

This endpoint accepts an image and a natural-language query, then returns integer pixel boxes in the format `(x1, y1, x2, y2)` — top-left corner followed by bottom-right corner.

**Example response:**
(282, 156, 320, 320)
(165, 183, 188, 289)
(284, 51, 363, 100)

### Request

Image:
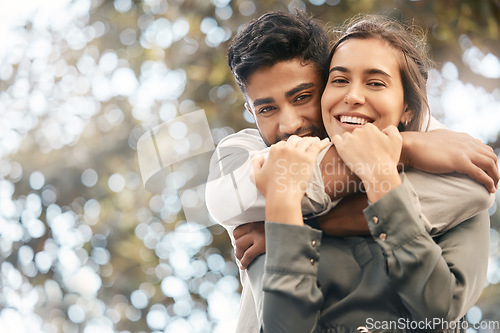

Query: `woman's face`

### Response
(321, 38, 410, 138)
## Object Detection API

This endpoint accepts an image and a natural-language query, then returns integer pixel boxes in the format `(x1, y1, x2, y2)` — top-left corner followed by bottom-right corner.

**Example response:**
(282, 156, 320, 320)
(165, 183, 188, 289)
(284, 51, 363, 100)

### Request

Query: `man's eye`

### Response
(295, 94, 311, 102)
(258, 106, 275, 114)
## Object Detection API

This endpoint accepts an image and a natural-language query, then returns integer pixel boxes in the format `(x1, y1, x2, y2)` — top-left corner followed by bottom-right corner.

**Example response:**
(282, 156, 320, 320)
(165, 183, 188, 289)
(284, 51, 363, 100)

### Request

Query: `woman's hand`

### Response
(332, 124, 402, 203)
(251, 135, 329, 225)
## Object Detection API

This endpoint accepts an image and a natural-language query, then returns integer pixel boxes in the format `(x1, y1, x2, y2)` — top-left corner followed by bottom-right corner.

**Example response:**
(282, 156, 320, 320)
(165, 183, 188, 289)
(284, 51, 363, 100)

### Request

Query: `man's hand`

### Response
(401, 129, 499, 193)
(233, 221, 266, 270)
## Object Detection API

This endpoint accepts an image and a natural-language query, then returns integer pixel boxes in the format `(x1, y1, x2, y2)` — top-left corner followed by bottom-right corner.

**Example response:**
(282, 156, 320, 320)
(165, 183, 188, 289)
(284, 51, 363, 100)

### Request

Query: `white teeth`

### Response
(339, 115, 368, 125)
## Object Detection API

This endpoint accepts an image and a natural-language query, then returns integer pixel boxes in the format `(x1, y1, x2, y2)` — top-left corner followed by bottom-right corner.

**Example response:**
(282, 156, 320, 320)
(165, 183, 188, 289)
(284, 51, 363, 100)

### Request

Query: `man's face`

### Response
(244, 60, 325, 146)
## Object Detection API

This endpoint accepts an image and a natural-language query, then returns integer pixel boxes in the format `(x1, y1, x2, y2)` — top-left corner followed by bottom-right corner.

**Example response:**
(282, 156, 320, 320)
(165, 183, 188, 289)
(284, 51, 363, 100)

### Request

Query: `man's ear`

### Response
(245, 102, 256, 120)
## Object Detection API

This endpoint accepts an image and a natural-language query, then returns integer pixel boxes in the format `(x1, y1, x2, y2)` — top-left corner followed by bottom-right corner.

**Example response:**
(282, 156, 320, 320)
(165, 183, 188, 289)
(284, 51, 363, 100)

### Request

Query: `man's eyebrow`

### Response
(252, 82, 316, 106)
(253, 97, 274, 107)
(285, 82, 315, 97)
(329, 66, 391, 78)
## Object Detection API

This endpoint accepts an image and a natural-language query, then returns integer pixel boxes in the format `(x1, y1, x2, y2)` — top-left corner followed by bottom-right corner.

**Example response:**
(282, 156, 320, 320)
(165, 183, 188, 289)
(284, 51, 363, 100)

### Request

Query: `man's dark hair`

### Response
(227, 11, 330, 94)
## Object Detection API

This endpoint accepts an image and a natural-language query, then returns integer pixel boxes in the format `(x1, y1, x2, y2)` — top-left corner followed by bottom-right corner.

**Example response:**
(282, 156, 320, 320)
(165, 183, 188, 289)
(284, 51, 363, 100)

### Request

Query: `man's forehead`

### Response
(246, 60, 319, 88)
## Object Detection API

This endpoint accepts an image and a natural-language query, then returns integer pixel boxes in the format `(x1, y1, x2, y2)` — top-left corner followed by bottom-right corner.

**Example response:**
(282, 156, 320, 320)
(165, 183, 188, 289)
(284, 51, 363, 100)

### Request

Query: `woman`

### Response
(252, 15, 491, 332)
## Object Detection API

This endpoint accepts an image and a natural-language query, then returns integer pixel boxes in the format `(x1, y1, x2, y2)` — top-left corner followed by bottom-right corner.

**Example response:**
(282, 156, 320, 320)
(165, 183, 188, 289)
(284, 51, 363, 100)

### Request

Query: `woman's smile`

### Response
(321, 38, 410, 138)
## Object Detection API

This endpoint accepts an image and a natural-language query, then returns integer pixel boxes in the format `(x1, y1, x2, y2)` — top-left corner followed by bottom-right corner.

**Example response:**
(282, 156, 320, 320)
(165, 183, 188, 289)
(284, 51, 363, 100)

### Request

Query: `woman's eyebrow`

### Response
(329, 66, 348, 74)
(364, 68, 392, 78)
(329, 66, 392, 78)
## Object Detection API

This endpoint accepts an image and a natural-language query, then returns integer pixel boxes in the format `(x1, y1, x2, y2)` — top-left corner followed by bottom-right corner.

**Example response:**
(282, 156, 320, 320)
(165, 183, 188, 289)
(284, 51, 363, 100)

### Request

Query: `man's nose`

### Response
(278, 107, 303, 135)
(345, 84, 365, 105)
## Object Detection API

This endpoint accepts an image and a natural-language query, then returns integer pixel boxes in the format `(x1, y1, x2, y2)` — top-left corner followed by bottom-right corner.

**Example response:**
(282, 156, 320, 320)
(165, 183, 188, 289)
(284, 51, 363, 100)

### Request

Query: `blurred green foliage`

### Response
(0, 0, 499, 332)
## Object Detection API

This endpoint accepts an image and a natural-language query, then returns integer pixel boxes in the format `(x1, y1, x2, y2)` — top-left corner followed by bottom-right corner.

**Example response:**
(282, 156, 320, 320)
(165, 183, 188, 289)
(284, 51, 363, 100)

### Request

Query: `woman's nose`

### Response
(344, 84, 365, 105)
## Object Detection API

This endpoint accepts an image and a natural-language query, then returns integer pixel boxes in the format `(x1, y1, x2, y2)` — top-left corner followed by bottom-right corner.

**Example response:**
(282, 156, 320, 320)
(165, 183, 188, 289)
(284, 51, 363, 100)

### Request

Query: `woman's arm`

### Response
(262, 222, 323, 332)
(364, 182, 489, 321)
(252, 135, 329, 332)
(332, 124, 489, 320)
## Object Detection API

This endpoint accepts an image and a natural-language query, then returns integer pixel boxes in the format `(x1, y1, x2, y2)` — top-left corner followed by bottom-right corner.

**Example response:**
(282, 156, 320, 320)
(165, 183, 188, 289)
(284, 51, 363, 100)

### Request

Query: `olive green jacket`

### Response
(261, 183, 490, 332)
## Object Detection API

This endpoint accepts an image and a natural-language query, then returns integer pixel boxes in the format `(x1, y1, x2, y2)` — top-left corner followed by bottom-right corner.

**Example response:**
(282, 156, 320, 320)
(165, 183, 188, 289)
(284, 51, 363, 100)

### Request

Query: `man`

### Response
(206, 11, 498, 332)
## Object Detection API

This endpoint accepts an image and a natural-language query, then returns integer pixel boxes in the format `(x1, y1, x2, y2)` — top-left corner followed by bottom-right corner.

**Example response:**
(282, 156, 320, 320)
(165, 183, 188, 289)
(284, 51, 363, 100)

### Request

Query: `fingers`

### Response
(316, 137, 331, 150)
(286, 135, 302, 147)
(234, 233, 252, 261)
(286, 135, 317, 151)
(469, 141, 498, 190)
(233, 222, 266, 269)
(295, 136, 317, 150)
(304, 137, 330, 156)
(479, 154, 499, 190)
(250, 155, 265, 184)
(331, 134, 343, 147)
(233, 223, 250, 240)
(464, 164, 496, 193)
(382, 125, 401, 140)
(238, 245, 265, 270)
(475, 142, 498, 163)
(274, 136, 331, 160)
(233, 222, 266, 270)
(468, 154, 499, 192)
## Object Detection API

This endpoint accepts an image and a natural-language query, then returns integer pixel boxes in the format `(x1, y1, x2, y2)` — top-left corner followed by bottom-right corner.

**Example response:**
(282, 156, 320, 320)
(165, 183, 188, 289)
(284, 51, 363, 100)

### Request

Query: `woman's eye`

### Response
(368, 81, 386, 87)
(331, 78, 348, 84)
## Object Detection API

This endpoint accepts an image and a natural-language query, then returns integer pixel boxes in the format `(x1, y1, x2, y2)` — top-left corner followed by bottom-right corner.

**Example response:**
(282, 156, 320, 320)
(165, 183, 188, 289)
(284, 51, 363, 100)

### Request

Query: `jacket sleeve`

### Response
(260, 222, 323, 333)
(364, 182, 490, 321)
(404, 170, 494, 235)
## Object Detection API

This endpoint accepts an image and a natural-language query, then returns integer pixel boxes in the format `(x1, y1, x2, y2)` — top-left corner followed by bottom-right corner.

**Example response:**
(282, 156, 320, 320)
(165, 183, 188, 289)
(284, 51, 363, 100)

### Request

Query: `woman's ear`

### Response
(400, 105, 415, 127)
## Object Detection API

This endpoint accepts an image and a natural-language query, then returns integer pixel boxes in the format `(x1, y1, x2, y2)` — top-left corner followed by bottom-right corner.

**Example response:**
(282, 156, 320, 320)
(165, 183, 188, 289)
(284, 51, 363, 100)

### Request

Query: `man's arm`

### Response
(318, 168, 495, 238)
(205, 131, 267, 229)
(317, 192, 369, 236)
(317, 129, 497, 237)
(320, 129, 498, 199)
(400, 129, 499, 193)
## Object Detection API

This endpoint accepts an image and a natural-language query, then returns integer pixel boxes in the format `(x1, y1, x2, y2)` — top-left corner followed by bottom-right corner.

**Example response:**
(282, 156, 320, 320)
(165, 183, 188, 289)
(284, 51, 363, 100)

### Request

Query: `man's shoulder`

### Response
(424, 116, 447, 131)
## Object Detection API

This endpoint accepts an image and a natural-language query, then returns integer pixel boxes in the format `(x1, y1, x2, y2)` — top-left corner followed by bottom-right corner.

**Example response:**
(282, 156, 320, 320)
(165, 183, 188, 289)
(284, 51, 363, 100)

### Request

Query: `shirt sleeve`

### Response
(364, 182, 490, 321)
(404, 169, 494, 235)
(411, 115, 494, 234)
(205, 130, 333, 228)
(261, 222, 323, 333)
